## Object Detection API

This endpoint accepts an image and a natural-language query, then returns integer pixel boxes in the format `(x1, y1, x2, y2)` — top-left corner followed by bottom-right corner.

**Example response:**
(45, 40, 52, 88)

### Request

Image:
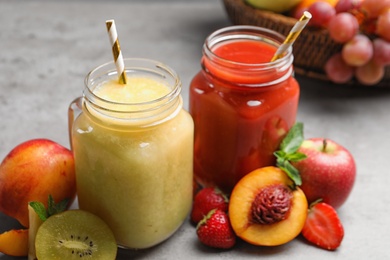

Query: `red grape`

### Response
(328, 12, 359, 43)
(355, 59, 385, 85)
(342, 34, 374, 66)
(335, 0, 363, 13)
(361, 0, 390, 18)
(372, 38, 390, 66)
(376, 10, 390, 42)
(325, 53, 355, 84)
(321, 0, 390, 86)
(308, 1, 336, 28)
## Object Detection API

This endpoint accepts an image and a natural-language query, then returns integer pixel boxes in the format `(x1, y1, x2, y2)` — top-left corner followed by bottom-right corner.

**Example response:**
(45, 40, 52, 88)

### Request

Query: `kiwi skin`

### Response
(35, 210, 117, 260)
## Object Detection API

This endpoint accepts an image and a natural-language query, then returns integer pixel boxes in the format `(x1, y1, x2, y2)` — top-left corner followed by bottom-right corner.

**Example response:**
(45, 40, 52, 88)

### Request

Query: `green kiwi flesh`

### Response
(35, 210, 117, 259)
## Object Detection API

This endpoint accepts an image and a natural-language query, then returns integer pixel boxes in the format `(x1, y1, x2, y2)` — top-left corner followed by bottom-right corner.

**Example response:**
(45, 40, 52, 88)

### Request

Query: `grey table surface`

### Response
(0, 0, 389, 259)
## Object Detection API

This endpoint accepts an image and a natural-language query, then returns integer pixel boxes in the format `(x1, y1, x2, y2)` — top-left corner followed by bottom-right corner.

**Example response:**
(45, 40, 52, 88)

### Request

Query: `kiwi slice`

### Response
(35, 210, 117, 260)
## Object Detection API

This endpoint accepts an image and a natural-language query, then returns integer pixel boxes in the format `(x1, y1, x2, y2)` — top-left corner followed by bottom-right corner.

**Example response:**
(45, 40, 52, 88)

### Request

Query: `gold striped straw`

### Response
(106, 19, 128, 84)
(271, 11, 312, 62)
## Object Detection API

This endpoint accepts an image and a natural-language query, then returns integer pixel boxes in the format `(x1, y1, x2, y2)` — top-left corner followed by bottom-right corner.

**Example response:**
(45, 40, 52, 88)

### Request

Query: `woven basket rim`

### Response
(222, 0, 390, 88)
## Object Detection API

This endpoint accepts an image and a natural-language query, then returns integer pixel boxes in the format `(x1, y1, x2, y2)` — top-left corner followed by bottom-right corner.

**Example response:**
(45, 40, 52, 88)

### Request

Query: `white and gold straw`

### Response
(271, 11, 312, 62)
(106, 19, 128, 84)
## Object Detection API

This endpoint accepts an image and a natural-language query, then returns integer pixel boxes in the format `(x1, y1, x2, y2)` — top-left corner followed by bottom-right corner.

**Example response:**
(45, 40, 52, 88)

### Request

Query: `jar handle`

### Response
(68, 97, 83, 151)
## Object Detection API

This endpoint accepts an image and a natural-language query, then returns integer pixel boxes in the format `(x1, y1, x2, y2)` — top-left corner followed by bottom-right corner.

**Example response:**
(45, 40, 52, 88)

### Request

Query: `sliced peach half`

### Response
(0, 229, 28, 256)
(229, 166, 308, 246)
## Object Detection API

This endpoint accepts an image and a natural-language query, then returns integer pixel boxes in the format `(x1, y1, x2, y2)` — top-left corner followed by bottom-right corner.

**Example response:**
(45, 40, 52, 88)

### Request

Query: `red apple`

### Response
(0, 139, 76, 228)
(293, 138, 356, 209)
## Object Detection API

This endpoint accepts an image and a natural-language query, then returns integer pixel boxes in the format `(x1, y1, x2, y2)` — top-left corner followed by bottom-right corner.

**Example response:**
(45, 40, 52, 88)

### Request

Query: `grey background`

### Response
(1, 0, 389, 259)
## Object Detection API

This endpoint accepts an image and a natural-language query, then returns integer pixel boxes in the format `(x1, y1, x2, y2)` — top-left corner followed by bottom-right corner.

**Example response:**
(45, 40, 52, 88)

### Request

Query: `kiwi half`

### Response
(35, 210, 117, 260)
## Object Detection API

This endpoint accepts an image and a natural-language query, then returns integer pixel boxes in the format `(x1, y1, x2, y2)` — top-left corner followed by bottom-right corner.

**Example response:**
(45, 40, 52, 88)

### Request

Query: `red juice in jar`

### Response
(189, 26, 300, 193)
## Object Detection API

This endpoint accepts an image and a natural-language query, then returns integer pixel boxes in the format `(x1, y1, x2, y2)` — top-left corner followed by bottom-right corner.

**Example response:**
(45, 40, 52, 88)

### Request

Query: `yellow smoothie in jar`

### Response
(72, 76, 194, 249)
(94, 77, 170, 103)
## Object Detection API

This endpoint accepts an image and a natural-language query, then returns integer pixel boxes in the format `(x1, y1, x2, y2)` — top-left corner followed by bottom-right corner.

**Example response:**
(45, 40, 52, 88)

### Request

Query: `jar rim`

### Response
(81, 58, 183, 127)
(84, 58, 181, 108)
(204, 25, 293, 70)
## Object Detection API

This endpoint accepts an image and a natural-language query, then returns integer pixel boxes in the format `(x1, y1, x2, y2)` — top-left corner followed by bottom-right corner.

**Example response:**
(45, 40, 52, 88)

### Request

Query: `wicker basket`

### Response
(223, 0, 390, 88)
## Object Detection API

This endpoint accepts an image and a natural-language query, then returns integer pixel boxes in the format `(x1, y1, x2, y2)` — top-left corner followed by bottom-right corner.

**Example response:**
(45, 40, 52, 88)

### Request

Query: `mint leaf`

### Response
(52, 198, 69, 215)
(279, 122, 304, 154)
(29, 201, 48, 221)
(274, 122, 306, 187)
(274, 152, 286, 166)
(278, 160, 302, 186)
(47, 195, 55, 216)
(285, 152, 307, 162)
(29, 195, 70, 222)
(48, 195, 69, 216)
(274, 150, 286, 159)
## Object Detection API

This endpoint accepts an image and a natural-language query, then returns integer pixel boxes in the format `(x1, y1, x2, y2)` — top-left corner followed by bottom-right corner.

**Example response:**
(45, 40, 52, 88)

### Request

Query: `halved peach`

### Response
(229, 166, 308, 246)
(0, 229, 28, 256)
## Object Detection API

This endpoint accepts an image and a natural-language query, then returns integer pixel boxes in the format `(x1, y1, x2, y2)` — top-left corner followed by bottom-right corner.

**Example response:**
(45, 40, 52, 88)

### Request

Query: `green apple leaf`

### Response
(274, 122, 306, 187)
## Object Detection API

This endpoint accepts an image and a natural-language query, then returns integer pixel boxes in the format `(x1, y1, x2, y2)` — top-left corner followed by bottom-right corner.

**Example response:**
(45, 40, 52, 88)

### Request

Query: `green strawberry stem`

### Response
(196, 209, 217, 230)
(274, 122, 307, 187)
(214, 187, 229, 203)
(309, 198, 324, 209)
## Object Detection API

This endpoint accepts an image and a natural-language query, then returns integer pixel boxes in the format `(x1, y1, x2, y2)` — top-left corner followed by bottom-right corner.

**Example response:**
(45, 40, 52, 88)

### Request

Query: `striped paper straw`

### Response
(106, 19, 128, 84)
(271, 11, 312, 62)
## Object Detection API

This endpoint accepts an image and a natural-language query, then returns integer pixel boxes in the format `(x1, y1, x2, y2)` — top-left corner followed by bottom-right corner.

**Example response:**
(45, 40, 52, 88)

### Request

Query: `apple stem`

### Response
(322, 139, 328, 152)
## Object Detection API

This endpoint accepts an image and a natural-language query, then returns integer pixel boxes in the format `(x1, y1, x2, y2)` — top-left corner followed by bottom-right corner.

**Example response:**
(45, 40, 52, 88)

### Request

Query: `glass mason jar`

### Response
(190, 26, 300, 194)
(68, 58, 194, 249)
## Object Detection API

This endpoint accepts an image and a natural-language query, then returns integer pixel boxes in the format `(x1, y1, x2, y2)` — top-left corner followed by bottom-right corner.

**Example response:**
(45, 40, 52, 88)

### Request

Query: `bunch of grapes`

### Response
(299, 0, 390, 85)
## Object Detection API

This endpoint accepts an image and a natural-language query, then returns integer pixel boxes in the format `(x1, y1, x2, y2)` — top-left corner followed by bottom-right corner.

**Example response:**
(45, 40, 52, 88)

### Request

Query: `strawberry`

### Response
(191, 187, 228, 224)
(196, 209, 236, 249)
(301, 202, 344, 250)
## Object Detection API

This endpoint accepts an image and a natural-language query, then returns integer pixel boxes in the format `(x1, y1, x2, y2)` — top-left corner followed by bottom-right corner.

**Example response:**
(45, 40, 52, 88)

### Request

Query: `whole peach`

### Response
(0, 139, 76, 227)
